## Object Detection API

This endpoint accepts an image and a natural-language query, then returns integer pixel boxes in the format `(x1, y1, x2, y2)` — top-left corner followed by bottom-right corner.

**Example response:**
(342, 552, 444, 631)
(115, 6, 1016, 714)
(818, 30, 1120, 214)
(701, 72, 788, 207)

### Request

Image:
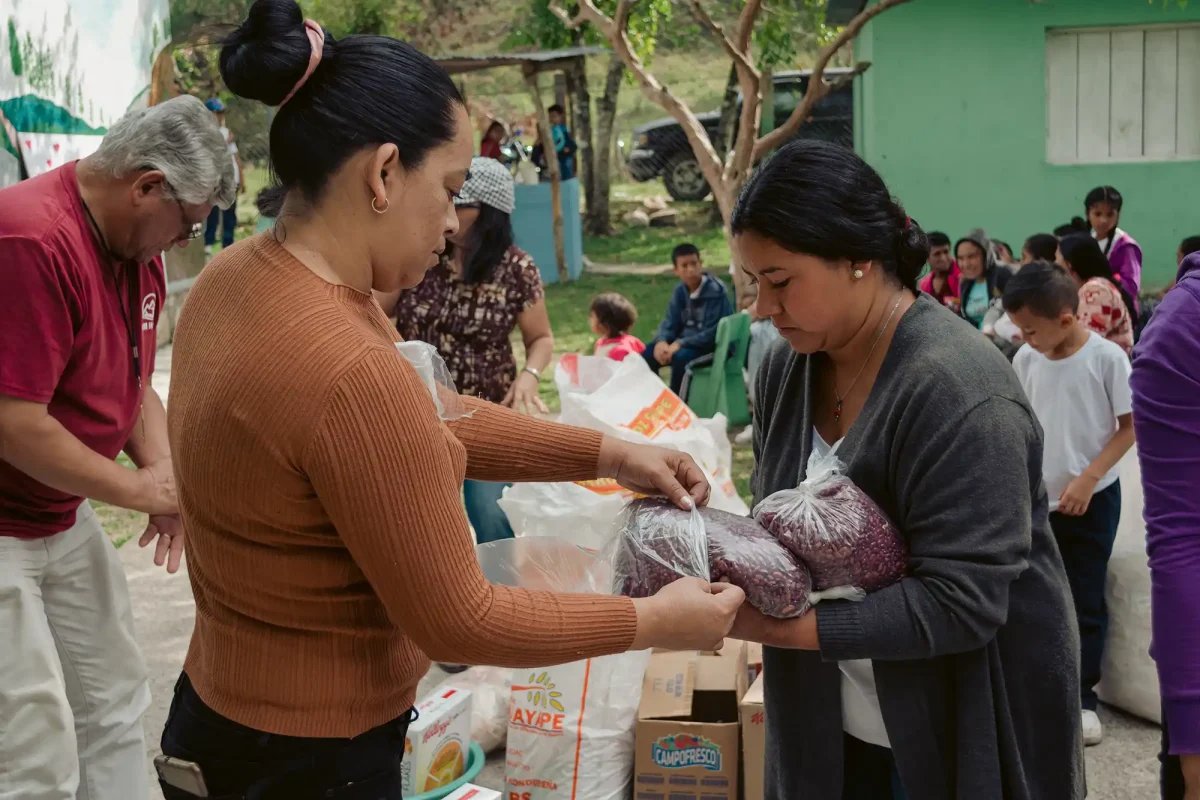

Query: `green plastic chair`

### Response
(681, 312, 752, 427)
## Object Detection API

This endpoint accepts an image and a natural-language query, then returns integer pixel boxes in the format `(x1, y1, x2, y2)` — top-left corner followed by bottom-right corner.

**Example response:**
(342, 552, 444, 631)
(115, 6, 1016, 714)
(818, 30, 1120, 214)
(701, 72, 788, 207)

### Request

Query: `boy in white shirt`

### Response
(1004, 261, 1135, 748)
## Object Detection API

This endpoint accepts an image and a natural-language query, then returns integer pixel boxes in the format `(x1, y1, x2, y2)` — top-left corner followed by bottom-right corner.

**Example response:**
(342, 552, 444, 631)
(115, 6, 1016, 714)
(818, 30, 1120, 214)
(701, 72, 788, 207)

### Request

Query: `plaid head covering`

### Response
(455, 156, 515, 215)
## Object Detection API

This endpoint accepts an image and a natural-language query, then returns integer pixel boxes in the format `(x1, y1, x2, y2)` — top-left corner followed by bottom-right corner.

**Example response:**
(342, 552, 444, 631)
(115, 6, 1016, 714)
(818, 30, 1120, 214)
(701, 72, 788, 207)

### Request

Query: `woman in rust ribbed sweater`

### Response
(158, 2, 744, 797)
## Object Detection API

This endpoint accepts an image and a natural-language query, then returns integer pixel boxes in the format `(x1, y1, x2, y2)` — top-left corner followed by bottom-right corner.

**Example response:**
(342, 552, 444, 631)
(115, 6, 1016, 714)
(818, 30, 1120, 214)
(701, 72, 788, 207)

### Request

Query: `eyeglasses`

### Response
(160, 178, 205, 242)
(174, 196, 204, 241)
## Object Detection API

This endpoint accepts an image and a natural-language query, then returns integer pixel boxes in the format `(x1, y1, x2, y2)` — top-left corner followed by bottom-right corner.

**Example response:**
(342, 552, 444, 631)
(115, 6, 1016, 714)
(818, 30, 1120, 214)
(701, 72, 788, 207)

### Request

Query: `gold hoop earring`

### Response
(852, 269, 864, 280)
(371, 196, 390, 214)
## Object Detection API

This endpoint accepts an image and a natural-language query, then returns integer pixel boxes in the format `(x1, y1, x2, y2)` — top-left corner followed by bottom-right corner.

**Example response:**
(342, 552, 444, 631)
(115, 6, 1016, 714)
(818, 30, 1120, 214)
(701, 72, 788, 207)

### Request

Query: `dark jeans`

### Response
(463, 479, 514, 544)
(642, 338, 711, 396)
(159, 673, 412, 799)
(1162, 702, 1187, 799)
(1049, 479, 1122, 710)
(204, 199, 237, 248)
(842, 734, 908, 800)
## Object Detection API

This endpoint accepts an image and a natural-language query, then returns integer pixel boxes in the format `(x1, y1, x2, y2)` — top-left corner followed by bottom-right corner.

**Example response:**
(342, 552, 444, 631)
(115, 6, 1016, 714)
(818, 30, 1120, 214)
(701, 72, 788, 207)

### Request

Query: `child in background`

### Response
(993, 240, 1017, 266)
(590, 293, 645, 362)
(643, 243, 734, 395)
(548, 104, 577, 180)
(1058, 234, 1136, 356)
(1086, 186, 1143, 307)
(1003, 261, 1136, 749)
(1022, 233, 1059, 265)
(1055, 217, 1089, 238)
(1178, 235, 1200, 266)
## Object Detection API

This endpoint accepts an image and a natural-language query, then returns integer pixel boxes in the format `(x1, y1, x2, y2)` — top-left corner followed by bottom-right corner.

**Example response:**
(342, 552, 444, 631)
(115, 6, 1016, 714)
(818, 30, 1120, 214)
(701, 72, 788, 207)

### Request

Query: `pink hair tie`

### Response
(279, 19, 325, 107)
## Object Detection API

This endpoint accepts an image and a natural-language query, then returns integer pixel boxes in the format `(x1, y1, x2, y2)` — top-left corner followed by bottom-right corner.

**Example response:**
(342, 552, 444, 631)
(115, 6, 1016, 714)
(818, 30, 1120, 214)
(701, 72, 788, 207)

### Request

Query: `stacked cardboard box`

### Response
(740, 673, 766, 800)
(633, 641, 749, 800)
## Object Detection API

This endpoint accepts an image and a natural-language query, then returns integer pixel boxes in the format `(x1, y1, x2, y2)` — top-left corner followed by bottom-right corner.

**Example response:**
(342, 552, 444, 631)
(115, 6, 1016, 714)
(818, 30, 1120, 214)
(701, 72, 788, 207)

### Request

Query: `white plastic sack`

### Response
(429, 666, 512, 755)
(1096, 452, 1160, 723)
(499, 356, 747, 551)
(476, 537, 649, 800)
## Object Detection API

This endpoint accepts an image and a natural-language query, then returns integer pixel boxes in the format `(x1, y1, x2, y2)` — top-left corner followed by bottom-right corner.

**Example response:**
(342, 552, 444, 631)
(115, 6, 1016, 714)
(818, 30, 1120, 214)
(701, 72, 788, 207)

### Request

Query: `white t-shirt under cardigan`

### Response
(812, 429, 891, 749)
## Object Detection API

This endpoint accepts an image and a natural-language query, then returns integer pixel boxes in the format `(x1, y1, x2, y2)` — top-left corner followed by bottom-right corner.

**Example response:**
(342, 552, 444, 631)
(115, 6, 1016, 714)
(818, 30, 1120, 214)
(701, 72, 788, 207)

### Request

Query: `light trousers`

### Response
(0, 502, 150, 800)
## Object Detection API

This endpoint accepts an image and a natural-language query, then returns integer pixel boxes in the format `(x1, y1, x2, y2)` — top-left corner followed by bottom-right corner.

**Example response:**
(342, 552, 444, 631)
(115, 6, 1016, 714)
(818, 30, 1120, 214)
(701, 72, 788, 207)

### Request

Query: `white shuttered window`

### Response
(1046, 25, 1200, 164)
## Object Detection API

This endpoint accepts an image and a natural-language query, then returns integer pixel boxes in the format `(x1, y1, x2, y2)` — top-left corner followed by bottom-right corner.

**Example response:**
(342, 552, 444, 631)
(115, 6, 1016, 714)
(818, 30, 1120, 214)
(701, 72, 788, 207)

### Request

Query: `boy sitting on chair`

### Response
(643, 243, 733, 395)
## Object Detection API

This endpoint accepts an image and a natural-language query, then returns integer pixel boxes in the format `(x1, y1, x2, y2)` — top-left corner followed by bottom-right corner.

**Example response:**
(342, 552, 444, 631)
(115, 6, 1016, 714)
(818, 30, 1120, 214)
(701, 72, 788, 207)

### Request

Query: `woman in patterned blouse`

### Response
(379, 157, 553, 544)
(1058, 233, 1136, 356)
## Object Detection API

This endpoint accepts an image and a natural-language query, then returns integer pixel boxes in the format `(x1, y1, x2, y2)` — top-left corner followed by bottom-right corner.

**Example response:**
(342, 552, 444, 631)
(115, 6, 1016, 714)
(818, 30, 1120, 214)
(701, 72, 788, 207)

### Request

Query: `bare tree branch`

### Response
(547, 0, 610, 36)
(721, 0, 766, 187)
(753, 0, 913, 160)
(733, 0, 763, 52)
(554, 0, 726, 198)
(827, 60, 871, 94)
(685, 0, 758, 78)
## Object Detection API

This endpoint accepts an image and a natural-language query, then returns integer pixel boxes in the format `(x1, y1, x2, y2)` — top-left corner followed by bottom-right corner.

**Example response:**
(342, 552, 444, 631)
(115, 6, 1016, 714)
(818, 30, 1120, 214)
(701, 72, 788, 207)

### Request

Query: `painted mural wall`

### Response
(0, 0, 170, 187)
(853, 0, 1200, 289)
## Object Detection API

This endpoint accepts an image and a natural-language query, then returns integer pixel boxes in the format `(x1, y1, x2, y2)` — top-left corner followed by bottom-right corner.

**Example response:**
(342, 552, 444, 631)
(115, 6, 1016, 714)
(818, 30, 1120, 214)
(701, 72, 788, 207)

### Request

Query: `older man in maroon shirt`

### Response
(0, 95, 235, 800)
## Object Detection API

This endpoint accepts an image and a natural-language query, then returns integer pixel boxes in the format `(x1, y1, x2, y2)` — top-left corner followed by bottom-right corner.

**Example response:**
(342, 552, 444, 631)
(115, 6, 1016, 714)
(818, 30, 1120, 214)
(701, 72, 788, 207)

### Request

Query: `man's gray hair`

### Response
(91, 95, 238, 209)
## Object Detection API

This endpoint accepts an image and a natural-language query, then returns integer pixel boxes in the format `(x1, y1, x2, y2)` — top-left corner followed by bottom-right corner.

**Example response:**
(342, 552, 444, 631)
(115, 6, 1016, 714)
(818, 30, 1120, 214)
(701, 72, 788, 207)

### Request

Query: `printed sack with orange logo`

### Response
(497, 356, 746, 552)
(476, 538, 650, 800)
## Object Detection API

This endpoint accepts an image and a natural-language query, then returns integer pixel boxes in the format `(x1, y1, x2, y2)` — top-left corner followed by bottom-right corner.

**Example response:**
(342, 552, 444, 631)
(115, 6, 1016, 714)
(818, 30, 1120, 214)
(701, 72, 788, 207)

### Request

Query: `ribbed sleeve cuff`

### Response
(815, 600, 869, 662)
(1164, 696, 1200, 755)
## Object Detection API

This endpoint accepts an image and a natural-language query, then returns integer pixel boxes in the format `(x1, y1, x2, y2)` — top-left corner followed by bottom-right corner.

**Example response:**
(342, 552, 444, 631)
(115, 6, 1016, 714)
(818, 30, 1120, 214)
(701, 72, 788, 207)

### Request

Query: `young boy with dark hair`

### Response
(643, 243, 733, 395)
(1003, 261, 1136, 748)
(548, 104, 576, 180)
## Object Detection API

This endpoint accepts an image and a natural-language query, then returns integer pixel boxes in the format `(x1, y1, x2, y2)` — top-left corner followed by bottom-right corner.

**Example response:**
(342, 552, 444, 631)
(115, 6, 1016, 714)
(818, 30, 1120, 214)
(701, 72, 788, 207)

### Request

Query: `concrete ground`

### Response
(127, 346, 1161, 797)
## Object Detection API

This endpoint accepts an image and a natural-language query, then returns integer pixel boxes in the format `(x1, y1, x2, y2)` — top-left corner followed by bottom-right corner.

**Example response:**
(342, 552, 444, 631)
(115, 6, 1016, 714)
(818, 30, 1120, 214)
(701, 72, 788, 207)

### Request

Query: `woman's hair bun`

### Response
(221, 0, 327, 107)
(893, 209, 930, 292)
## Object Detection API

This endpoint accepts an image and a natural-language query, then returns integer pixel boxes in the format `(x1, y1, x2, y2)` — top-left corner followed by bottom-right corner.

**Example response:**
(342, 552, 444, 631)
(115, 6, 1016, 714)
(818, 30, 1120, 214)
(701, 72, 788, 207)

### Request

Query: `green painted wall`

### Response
(854, 0, 1200, 290)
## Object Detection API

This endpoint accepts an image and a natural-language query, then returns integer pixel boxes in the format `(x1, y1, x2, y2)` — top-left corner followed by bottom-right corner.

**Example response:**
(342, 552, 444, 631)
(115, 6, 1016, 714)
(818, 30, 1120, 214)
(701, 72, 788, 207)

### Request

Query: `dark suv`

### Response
(626, 68, 854, 201)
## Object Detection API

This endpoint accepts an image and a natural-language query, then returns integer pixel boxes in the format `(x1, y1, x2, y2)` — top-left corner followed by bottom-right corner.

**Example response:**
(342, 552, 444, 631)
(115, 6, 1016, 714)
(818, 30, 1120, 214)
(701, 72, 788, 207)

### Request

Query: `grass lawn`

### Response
(583, 190, 731, 269)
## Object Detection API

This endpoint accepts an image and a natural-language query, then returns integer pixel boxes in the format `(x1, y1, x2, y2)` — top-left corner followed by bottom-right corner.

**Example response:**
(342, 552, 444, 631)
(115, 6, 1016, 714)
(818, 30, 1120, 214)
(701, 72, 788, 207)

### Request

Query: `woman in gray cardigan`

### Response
(728, 141, 1084, 800)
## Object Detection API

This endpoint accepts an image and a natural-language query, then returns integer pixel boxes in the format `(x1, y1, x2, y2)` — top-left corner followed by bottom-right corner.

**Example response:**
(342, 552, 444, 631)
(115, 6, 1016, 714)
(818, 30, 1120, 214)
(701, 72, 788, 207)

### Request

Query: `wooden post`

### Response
(554, 72, 569, 115)
(525, 65, 568, 282)
(571, 57, 594, 220)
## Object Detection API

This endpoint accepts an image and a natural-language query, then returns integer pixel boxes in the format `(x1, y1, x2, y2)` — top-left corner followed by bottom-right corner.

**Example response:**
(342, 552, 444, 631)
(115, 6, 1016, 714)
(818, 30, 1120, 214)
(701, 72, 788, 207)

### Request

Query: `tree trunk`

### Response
(571, 59, 594, 219)
(711, 62, 740, 225)
(587, 56, 624, 237)
(714, 62, 739, 159)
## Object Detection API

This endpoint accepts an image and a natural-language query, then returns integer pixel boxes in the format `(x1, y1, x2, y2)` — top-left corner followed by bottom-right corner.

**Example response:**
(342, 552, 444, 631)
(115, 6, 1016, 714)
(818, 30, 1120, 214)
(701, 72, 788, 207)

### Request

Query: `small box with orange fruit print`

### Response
(400, 686, 474, 796)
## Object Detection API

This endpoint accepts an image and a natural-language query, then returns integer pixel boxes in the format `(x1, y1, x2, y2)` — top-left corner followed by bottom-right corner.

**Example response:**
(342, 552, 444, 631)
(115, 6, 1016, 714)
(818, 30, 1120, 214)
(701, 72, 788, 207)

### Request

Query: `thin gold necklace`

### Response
(834, 293, 903, 423)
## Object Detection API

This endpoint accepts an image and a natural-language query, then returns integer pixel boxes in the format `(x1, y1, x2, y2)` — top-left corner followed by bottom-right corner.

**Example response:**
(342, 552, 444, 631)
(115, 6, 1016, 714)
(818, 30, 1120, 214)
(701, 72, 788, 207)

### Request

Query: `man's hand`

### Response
(131, 459, 178, 516)
(139, 514, 185, 573)
(1058, 474, 1099, 517)
(666, 341, 683, 359)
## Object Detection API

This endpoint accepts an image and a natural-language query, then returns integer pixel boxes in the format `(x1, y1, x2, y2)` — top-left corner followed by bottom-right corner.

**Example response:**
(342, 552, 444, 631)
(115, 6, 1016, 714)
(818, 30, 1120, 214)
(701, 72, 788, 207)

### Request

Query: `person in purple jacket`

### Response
(1131, 252, 1200, 800)
(1086, 186, 1143, 311)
